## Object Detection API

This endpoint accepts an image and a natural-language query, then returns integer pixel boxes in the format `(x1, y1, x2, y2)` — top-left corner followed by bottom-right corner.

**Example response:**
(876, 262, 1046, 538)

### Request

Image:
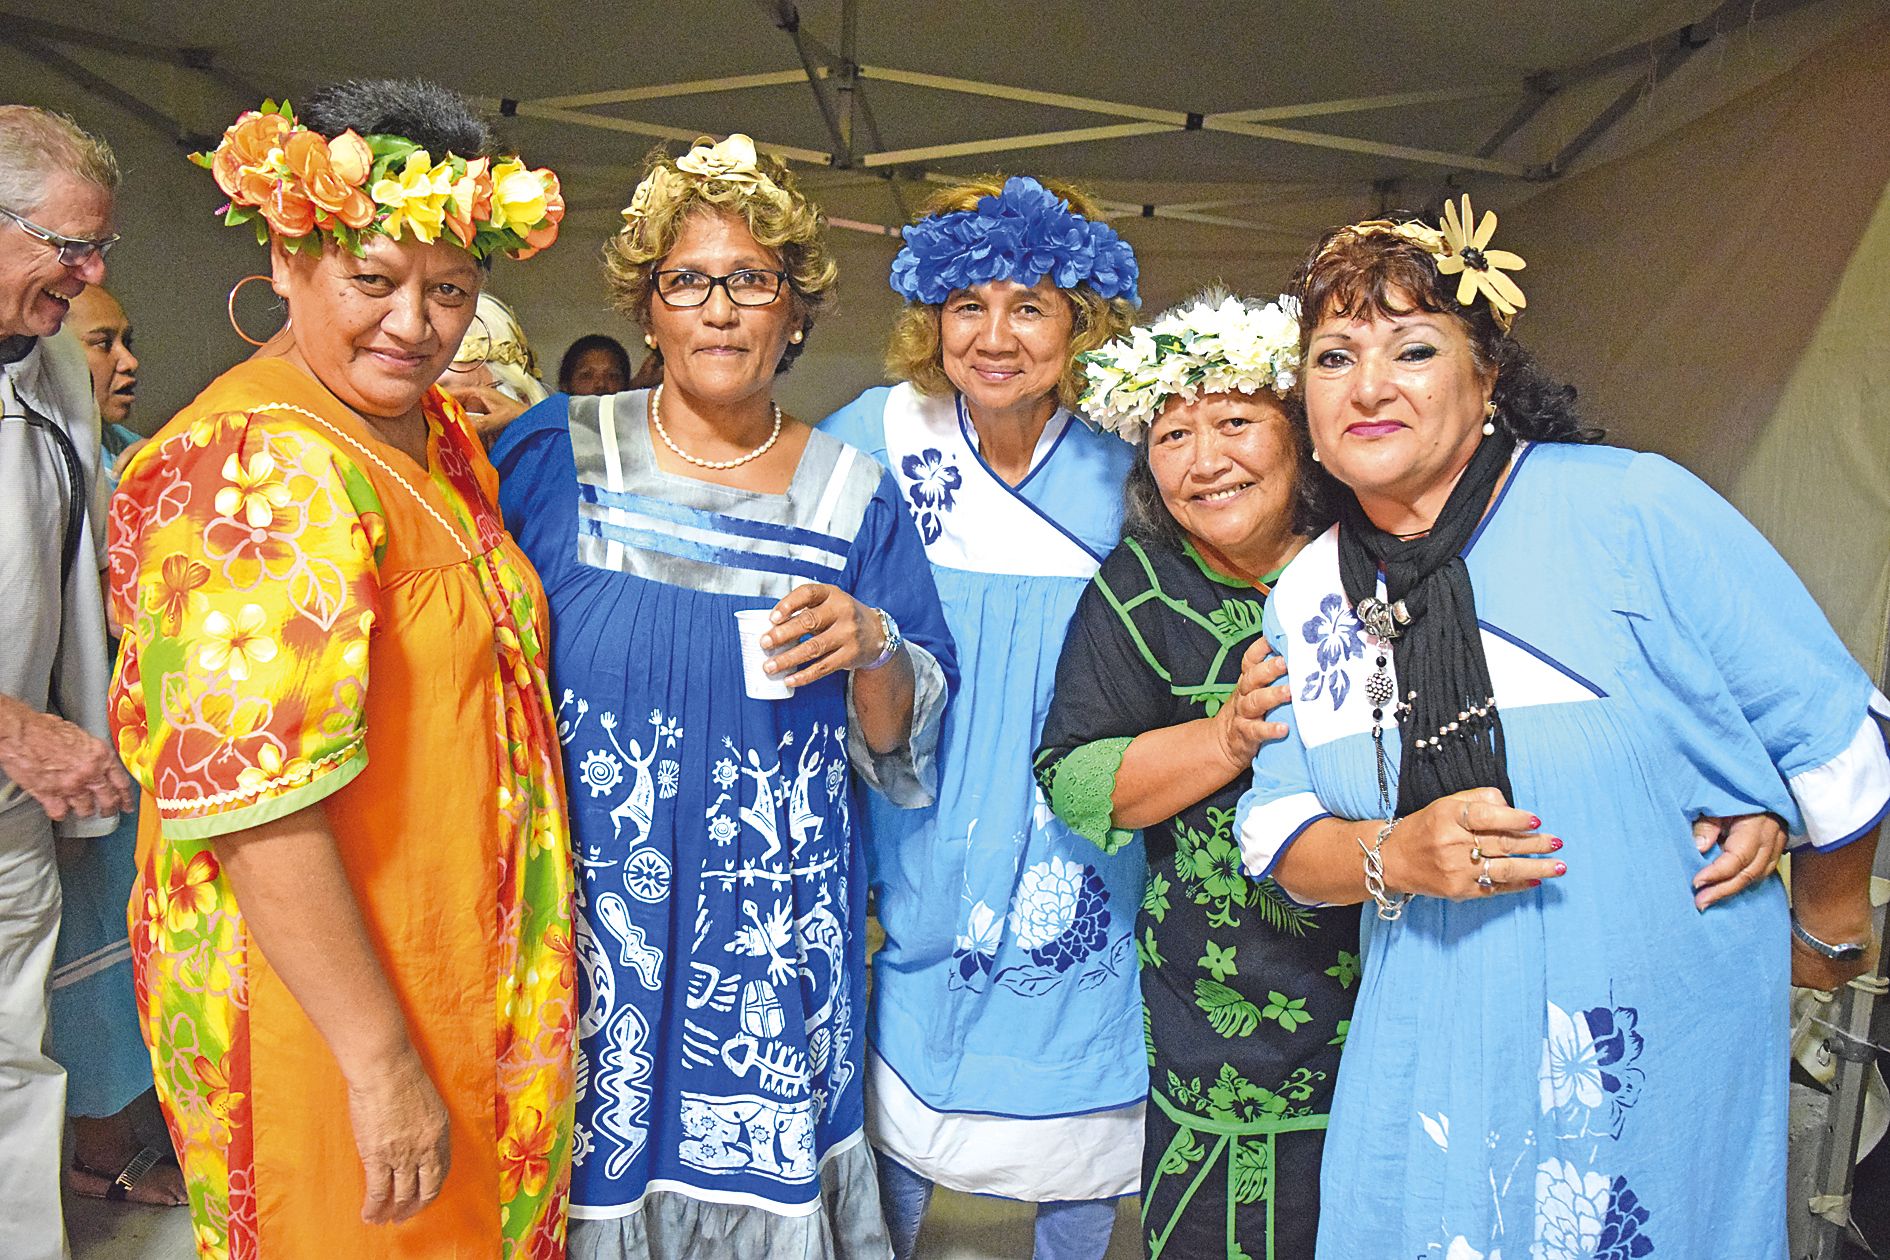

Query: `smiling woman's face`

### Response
(937, 276, 1074, 419)
(271, 231, 483, 422)
(1148, 390, 1300, 567)
(1301, 297, 1491, 522)
(644, 209, 796, 411)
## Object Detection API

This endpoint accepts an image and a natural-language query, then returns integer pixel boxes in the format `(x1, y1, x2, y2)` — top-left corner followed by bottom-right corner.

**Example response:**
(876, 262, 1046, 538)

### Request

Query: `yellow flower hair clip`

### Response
(1433, 195, 1526, 329)
(1324, 195, 1528, 331)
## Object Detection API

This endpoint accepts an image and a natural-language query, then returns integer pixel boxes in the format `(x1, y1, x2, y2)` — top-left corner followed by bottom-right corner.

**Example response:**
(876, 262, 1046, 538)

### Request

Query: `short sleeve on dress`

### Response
(841, 471, 958, 807)
(110, 411, 385, 841)
(1618, 452, 1890, 849)
(1236, 598, 1334, 893)
(1034, 544, 1174, 855)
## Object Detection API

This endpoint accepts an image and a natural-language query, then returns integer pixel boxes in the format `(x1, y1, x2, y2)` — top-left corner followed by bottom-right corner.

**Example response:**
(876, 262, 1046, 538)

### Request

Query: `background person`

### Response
(1035, 291, 1352, 1258)
(108, 80, 574, 1258)
(821, 174, 1143, 1260)
(441, 290, 550, 443)
(49, 283, 187, 1208)
(0, 103, 133, 1260)
(1239, 198, 1877, 1257)
(557, 331, 631, 395)
(492, 134, 953, 1259)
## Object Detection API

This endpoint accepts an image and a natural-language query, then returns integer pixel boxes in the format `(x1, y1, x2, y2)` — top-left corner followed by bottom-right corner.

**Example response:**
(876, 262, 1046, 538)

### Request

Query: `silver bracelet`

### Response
(1358, 819, 1411, 921)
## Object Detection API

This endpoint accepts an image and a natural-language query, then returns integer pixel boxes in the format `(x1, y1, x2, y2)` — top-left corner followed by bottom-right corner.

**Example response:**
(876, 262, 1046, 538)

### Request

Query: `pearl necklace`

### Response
(650, 384, 782, 470)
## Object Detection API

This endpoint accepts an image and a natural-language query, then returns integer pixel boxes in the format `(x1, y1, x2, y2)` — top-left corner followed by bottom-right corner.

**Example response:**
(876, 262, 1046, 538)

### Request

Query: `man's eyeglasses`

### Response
(653, 268, 790, 308)
(0, 204, 119, 269)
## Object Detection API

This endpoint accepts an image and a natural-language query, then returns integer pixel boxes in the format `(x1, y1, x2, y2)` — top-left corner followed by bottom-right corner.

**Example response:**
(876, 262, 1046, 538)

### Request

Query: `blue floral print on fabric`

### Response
(1300, 592, 1365, 710)
(899, 448, 962, 545)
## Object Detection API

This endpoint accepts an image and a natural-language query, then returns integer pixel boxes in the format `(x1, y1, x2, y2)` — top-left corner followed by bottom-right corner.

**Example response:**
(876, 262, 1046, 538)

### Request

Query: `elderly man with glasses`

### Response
(0, 104, 133, 1260)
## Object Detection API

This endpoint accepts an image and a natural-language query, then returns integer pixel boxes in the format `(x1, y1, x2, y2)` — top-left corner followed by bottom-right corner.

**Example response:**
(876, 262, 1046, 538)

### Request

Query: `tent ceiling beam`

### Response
(530, 71, 817, 112)
(861, 121, 1176, 168)
(1214, 85, 1517, 125)
(0, 11, 269, 127)
(769, 0, 856, 166)
(3, 33, 212, 150)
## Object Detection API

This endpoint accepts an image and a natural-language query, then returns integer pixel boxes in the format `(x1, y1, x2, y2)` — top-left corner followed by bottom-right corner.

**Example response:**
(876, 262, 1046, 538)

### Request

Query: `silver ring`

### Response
(1476, 857, 1494, 890)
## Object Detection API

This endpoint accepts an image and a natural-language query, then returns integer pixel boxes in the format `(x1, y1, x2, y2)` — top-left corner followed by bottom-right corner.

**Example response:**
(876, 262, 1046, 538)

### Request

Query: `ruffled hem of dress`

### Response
(567, 1136, 891, 1260)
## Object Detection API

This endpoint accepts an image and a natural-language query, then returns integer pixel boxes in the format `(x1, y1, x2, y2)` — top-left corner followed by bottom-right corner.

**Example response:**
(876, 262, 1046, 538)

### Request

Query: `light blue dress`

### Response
(821, 384, 1147, 1201)
(1238, 442, 1890, 1259)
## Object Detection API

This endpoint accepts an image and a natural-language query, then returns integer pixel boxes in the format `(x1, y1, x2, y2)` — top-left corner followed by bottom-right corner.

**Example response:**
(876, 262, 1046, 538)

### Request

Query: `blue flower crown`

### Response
(889, 176, 1140, 306)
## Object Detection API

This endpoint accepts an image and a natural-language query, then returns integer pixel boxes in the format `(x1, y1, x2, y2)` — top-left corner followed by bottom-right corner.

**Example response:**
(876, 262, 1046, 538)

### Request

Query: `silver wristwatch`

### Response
(1790, 916, 1869, 962)
(862, 607, 903, 671)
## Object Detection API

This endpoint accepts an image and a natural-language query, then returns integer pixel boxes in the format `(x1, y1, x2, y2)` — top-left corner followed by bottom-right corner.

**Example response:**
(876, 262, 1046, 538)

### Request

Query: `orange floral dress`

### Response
(107, 358, 575, 1259)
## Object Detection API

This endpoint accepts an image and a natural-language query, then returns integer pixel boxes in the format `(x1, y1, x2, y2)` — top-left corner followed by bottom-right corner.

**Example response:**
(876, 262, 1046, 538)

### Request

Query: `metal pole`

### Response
(1802, 619, 1890, 1259)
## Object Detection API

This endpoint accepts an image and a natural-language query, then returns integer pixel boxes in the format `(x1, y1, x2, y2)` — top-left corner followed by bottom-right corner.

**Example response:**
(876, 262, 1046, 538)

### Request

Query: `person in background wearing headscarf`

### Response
(51, 283, 187, 1208)
(822, 175, 1144, 1260)
(442, 290, 550, 444)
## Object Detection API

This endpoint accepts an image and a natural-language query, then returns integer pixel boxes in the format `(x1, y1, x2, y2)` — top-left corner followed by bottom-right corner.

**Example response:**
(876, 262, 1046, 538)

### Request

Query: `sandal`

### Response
(67, 1146, 185, 1207)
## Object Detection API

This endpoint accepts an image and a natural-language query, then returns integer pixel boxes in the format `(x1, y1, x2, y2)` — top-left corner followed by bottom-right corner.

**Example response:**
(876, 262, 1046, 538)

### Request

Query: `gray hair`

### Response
(0, 106, 119, 213)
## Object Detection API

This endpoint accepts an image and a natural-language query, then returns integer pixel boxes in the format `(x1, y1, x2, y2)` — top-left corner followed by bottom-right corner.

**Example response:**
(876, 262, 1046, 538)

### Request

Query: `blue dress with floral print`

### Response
(822, 385, 1148, 1200)
(1238, 443, 1890, 1259)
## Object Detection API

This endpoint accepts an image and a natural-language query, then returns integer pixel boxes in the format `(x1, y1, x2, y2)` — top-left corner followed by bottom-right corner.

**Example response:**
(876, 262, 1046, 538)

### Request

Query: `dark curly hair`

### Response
(1288, 215, 1603, 450)
(299, 79, 494, 162)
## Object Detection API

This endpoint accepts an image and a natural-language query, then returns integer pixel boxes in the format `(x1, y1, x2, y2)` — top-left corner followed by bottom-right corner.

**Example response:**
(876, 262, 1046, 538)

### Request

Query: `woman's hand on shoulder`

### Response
(763, 584, 888, 687)
(1211, 639, 1290, 773)
(1383, 787, 1566, 901)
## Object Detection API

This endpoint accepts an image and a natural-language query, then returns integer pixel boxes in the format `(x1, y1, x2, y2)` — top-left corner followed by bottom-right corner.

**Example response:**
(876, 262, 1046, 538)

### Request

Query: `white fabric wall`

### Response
(1500, 15, 1890, 674)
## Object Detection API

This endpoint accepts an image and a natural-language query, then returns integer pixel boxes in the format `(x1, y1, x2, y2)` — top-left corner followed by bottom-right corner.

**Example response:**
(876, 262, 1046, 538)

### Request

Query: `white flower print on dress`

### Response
(1540, 1001, 1604, 1113)
(1009, 857, 1085, 951)
(1533, 1158, 1609, 1259)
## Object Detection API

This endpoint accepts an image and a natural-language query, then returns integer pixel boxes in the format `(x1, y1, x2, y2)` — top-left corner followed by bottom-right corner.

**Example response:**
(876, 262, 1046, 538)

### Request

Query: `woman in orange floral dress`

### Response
(106, 80, 574, 1259)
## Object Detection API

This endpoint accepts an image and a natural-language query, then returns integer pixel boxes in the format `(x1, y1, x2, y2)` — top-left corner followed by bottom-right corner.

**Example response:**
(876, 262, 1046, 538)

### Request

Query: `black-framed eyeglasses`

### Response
(652, 268, 790, 308)
(0, 204, 120, 268)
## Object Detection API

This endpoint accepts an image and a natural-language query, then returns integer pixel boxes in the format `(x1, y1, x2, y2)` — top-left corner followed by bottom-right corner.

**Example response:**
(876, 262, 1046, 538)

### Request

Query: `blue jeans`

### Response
(876, 1151, 1118, 1260)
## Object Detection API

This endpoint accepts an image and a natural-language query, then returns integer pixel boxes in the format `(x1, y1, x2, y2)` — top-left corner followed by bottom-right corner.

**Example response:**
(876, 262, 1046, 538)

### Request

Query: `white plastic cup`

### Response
(735, 608, 794, 700)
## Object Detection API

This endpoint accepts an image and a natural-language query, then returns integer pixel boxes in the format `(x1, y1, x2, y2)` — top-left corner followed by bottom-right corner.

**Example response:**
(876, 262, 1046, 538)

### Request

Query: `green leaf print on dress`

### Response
(1195, 978, 1262, 1038)
(1173, 806, 1315, 936)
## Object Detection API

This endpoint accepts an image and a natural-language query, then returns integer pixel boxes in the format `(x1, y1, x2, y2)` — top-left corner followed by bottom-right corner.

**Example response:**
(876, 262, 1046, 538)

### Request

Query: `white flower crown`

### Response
(1079, 292, 1302, 443)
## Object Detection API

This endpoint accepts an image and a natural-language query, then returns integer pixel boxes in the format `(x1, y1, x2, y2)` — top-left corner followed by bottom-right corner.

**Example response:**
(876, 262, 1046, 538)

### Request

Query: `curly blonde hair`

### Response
(883, 175, 1136, 408)
(603, 140, 838, 373)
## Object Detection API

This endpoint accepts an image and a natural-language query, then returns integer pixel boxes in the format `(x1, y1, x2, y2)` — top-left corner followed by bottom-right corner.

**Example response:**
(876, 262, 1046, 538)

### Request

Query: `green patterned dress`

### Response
(1035, 535, 1359, 1260)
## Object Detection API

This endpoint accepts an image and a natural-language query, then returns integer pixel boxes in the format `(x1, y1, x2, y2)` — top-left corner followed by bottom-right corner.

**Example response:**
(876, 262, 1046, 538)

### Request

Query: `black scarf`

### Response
(1336, 433, 1516, 815)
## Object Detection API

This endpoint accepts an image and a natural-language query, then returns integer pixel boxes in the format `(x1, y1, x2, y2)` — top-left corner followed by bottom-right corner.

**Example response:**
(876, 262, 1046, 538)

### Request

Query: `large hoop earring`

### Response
(228, 275, 285, 348)
(446, 314, 491, 374)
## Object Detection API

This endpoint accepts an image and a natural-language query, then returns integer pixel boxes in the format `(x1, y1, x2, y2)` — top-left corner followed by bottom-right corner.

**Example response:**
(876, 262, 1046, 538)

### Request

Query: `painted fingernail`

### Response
(1527, 879, 1542, 888)
(1549, 837, 1563, 851)
(1529, 815, 1542, 830)
(1552, 861, 1567, 876)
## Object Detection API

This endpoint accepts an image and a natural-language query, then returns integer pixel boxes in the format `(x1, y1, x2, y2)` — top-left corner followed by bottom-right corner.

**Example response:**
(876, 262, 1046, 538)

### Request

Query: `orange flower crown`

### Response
(190, 100, 563, 262)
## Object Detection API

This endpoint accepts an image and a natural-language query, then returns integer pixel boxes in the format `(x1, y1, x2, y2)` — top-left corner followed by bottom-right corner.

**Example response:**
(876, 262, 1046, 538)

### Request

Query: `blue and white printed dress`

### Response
(493, 390, 955, 1257)
(822, 383, 1147, 1202)
(1238, 442, 1890, 1259)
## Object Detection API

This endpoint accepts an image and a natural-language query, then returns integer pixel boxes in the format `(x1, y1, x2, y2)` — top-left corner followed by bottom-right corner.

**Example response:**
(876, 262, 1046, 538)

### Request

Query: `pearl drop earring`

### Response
(644, 333, 656, 349)
(1311, 448, 1321, 463)
(1482, 399, 1497, 437)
